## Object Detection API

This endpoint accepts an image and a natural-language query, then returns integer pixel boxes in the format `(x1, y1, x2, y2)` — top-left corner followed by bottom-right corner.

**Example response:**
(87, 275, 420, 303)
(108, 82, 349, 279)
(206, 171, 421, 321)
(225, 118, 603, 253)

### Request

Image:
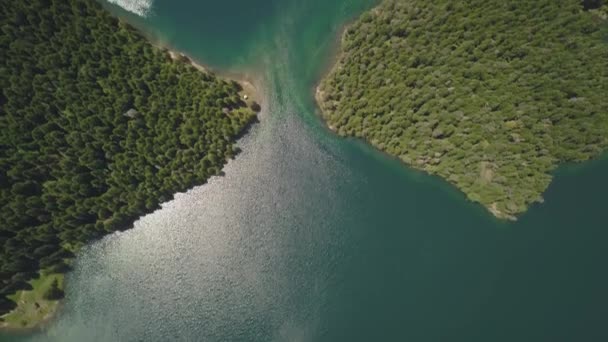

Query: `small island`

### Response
(0, 0, 260, 329)
(317, 0, 608, 219)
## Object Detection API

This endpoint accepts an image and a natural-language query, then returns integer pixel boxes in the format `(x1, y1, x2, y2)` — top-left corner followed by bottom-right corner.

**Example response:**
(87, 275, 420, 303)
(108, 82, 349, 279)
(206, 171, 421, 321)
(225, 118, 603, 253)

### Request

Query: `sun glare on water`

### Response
(107, 0, 153, 17)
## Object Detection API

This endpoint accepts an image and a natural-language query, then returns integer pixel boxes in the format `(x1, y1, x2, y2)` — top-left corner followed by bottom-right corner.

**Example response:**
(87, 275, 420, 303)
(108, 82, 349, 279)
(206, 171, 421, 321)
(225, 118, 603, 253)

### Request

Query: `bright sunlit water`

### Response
(2, 0, 608, 341)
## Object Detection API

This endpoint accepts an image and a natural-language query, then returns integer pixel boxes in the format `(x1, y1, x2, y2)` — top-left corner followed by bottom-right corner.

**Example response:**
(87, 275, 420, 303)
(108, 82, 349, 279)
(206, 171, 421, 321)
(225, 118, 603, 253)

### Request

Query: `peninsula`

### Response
(0, 0, 260, 329)
(317, 0, 608, 219)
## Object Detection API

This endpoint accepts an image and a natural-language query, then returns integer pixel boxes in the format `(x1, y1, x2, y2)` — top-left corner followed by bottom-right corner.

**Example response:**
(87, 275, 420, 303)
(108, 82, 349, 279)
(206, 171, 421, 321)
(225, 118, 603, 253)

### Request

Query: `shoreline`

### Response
(314, 13, 355, 133)
(313, 0, 383, 127)
(160, 44, 264, 109)
(164, 47, 266, 123)
(123, 15, 265, 111)
(110, 15, 266, 107)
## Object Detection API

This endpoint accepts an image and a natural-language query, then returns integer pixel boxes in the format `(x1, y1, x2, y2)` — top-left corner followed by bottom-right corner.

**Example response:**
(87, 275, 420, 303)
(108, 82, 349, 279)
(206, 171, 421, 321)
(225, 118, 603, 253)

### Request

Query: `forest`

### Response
(0, 0, 257, 315)
(318, 0, 608, 219)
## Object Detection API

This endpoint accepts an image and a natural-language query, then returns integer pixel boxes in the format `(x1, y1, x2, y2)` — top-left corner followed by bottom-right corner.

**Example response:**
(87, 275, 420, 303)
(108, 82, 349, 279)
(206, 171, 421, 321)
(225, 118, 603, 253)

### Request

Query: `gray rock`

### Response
(124, 108, 140, 118)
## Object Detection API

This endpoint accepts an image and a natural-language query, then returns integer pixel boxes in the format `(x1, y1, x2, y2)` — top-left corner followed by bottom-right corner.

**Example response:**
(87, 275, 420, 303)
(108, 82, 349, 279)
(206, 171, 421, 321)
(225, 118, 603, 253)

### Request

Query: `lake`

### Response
(2, 0, 607, 340)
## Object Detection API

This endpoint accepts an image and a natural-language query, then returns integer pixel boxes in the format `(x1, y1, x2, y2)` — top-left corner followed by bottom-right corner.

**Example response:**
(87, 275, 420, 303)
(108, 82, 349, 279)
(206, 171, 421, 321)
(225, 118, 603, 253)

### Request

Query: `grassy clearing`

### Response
(0, 273, 64, 330)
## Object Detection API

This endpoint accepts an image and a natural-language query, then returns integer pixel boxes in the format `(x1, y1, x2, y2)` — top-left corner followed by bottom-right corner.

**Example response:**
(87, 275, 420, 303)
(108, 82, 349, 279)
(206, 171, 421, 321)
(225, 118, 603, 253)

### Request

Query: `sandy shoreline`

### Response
(165, 48, 264, 109)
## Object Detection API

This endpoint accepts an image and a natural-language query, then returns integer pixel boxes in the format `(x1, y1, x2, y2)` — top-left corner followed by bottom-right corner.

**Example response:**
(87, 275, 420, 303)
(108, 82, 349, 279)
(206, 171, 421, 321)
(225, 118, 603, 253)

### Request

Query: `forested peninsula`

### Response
(1, 0, 259, 327)
(317, 0, 608, 219)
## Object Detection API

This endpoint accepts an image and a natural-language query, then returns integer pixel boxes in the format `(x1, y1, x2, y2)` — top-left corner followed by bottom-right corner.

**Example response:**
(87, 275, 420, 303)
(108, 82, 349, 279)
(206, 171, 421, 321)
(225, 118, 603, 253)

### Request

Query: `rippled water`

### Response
(3, 0, 608, 341)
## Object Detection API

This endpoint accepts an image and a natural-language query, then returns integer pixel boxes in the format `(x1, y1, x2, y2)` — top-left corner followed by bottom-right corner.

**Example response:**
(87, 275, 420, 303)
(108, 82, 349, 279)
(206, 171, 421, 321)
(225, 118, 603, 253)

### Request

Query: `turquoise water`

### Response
(3, 0, 608, 341)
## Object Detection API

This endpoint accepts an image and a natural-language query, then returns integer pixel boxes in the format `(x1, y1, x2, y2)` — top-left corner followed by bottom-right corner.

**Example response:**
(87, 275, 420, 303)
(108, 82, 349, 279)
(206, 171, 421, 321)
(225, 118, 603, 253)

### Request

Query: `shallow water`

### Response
(3, 0, 608, 341)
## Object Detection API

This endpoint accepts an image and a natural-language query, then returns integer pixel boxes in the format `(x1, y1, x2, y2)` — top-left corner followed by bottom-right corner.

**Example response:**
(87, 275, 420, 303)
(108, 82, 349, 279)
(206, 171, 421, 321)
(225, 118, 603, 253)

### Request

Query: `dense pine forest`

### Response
(0, 0, 257, 315)
(318, 0, 608, 219)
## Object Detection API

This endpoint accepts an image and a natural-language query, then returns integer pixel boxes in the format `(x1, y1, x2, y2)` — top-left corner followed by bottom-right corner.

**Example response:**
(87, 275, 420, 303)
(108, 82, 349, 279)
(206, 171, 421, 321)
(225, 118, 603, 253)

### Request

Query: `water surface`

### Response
(2, 0, 607, 341)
